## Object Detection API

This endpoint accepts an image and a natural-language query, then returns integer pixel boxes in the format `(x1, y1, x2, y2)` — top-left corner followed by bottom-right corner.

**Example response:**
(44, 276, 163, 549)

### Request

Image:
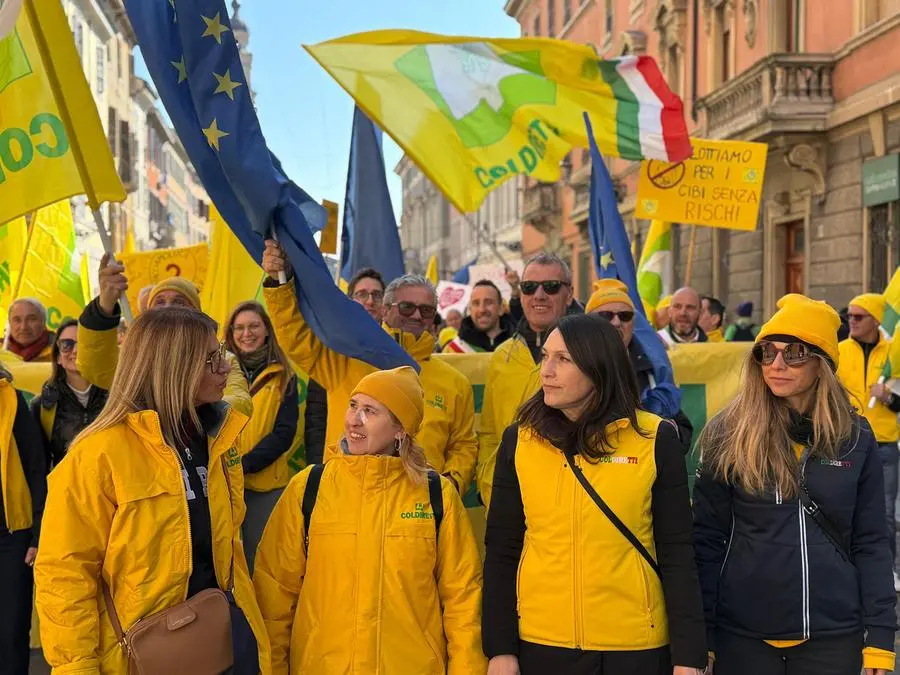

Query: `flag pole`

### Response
(464, 214, 510, 269)
(270, 227, 289, 285)
(3, 210, 39, 351)
(92, 209, 134, 323)
(684, 225, 697, 286)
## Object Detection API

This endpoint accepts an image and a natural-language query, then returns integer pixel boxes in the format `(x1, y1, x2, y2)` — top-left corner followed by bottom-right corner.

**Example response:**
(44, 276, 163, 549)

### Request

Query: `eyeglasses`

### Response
(389, 302, 437, 320)
(58, 339, 77, 353)
(752, 341, 815, 367)
(596, 310, 635, 323)
(205, 341, 227, 373)
(847, 313, 871, 322)
(520, 280, 571, 296)
(352, 290, 384, 303)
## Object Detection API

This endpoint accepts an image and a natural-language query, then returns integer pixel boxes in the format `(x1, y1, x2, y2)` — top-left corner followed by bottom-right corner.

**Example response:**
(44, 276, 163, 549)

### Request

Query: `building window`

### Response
(606, 0, 614, 35)
(720, 9, 731, 83)
(533, 11, 540, 36)
(862, 0, 900, 30)
(548, 0, 555, 35)
(564, 0, 572, 25)
(96, 45, 105, 94)
(785, 221, 805, 295)
(869, 204, 900, 291)
(578, 247, 591, 303)
(667, 44, 681, 95)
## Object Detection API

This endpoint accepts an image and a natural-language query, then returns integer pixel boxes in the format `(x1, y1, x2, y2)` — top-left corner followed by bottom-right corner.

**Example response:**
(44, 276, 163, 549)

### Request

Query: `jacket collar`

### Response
(458, 314, 516, 351)
(125, 401, 248, 461)
(382, 325, 435, 363)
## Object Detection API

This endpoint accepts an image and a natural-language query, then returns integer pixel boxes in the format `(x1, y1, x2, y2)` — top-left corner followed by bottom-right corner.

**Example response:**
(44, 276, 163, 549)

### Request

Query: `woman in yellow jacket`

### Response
(253, 366, 486, 675)
(483, 314, 706, 675)
(34, 307, 271, 675)
(225, 301, 303, 573)
(0, 364, 46, 674)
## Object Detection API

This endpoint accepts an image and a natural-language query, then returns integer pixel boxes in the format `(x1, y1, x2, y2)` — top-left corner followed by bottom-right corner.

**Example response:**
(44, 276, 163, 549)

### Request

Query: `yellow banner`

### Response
(0, 217, 27, 322)
(636, 139, 768, 231)
(0, 0, 125, 225)
(200, 206, 263, 333)
(17, 200, 88, 329)
(319, 200, 338, 254)
(119, 243, 209, 312)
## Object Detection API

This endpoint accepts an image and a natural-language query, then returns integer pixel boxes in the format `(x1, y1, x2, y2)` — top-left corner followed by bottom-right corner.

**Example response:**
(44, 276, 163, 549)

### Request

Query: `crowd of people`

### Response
(0, 243, 897, 675)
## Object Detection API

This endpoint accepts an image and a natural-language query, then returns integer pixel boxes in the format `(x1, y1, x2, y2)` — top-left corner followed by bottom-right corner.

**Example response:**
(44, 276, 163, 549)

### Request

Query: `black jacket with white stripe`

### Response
(692, 415, 896, 653)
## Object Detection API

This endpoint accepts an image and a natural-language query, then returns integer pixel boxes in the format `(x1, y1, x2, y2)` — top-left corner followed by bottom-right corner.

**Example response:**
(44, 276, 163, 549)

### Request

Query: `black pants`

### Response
(0, 530, 33, 675)
(518, 640, 671, 675)
(714, 629, 863, 675)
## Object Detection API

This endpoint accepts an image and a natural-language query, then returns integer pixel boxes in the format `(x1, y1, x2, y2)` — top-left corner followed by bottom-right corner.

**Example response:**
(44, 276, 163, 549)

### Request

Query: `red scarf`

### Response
(7, 330, 51, 361)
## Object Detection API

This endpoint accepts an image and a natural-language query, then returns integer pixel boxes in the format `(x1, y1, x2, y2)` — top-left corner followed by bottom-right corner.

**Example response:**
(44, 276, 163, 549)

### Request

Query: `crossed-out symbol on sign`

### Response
(646, 160, 686, 190)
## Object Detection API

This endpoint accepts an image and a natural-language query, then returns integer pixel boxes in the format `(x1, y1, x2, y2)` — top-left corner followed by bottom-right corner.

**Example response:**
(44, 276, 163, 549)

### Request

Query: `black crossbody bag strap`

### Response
(798, 447, 850, 562)
(566, 458, 661, 578)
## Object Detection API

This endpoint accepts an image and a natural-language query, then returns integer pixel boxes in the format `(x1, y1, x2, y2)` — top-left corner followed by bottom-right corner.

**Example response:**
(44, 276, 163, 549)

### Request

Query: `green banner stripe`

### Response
(679, 384, 707, 493)
(472, 383, 485, 415)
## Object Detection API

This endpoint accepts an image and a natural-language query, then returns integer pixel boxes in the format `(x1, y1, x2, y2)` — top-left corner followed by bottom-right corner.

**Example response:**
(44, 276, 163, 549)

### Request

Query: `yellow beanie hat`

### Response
(147, 277, 202, 310)
(351, 366, 424, 437)
(756, 294, 841, 366)
(656, 295, 672, 311)
(586, 279, 635, 314)
(438, 327, 458, 348)
(849, 293, 886, 325)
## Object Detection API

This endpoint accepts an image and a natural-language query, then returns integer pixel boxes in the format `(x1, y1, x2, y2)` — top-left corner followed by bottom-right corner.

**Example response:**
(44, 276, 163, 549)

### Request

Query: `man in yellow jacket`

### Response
(837, 293, 900, 589)
(478, 252, 575, 508)
(261, 241, 478, 495)
(75, 254, 252, 417)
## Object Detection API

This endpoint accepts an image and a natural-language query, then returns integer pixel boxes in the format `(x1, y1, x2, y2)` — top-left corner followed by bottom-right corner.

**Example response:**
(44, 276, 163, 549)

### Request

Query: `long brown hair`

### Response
(45, 318, 78, 388)
(697, 351, 857, 498)
(224, 301, 293, 394)
(72, 308, 219, 448)
(516, 314, 647, 460)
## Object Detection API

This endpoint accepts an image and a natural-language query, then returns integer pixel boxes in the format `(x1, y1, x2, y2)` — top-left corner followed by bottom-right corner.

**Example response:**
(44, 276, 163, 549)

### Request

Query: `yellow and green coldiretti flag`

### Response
(0, 216, 28, 321)
(305, 31, 692, 212)
(637, 220, 671, 312)
(878, 266, 900, 378)
(0, 0, 125, 224)
(16, 200, 88, 329)
(200, 205, 264, 333)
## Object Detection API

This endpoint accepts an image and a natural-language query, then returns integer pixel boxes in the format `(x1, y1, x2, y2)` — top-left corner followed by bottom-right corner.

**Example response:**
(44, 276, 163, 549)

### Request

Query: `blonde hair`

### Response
(72, 308, 219, 448)
(396, 433, 430, 485)
(697, 352, 856, 498)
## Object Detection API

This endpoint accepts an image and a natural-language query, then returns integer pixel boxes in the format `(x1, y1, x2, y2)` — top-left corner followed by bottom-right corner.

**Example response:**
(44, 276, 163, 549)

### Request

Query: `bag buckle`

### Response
(803, 501, 820, 516)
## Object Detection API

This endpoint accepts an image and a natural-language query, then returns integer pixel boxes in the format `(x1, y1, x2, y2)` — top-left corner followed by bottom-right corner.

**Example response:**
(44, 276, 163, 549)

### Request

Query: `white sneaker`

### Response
(894, 571, 900, 593)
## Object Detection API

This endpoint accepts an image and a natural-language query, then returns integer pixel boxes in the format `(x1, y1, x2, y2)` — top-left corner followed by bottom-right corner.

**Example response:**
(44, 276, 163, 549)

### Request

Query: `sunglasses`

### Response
(389, 302, 437, 320)
(352, 290, 384, 303)
(520, 280, 571, 296)
(846, 313, 870, 322)
(752, 341, 815, 367)
(205, 341, 228, 373)
(596, 310, 635, 323)
(58, 338, 77, 353)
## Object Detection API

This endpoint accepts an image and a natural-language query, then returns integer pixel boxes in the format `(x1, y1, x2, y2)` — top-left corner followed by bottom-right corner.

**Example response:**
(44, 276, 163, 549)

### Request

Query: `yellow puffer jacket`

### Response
(515, 414, 669, 650)
(0, 380, 33, 532)
(34, 405, 272, 675)
(837, 337, 898, 443)
(77, 321, 253, 418)
(253, 453, 486, 675)
(477, 336, 540, 508)
(264, 283, 477, 494)
(239, 363, 305, 492)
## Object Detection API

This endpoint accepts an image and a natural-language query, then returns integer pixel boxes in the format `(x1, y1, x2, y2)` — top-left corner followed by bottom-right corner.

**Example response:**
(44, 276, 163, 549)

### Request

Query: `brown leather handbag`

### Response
(101, 457, 235, 675)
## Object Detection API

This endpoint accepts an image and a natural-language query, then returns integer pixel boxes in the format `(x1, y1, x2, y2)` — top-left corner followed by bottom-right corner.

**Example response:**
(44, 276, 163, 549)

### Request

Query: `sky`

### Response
(138, 1, 520, 221)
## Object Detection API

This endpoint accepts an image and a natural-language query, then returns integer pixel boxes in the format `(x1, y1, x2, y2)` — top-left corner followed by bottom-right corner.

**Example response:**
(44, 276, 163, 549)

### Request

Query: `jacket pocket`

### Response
(636, 550, 656, 630)
(515, 537, 530, 614)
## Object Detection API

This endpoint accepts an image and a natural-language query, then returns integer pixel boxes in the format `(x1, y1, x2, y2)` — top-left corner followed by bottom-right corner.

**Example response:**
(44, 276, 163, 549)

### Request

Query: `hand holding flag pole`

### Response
(91, 210, 134, 324)
(269, 227, 288, 285)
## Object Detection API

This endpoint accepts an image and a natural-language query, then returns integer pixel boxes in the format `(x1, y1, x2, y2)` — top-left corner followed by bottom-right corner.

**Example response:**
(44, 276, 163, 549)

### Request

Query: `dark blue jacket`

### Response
(693, 416, 896, 653)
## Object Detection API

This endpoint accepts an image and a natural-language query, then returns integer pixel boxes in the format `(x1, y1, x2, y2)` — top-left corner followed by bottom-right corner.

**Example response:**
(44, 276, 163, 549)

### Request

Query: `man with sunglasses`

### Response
(658, 287, 708, 346)
(261, 241, 477, 496)
(836, 293, 900, 589)
(477, 253, 575, 508)
(586, 279, 693, 454)
(505, 265, 584, 322)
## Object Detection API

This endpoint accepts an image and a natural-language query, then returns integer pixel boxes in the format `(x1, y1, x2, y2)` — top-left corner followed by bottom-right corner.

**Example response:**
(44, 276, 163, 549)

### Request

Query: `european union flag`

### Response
(341, 107, 405, 284)
(124, 0, 415, 371)
(452, 257, 478, 285)
(584, 113, 680, 418)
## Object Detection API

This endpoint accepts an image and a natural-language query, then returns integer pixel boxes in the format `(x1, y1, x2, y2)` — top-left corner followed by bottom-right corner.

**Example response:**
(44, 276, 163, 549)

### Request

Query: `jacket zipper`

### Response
(798, 499, 811, 639)
(775, 484, 782, 505)
(719, 514, 735, 577)
(572, 456, 583, 648)
(170, 445, 194, 595)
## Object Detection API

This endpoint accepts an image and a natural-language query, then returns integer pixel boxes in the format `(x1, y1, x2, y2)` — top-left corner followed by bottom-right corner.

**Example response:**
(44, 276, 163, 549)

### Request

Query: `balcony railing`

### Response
(522, 182, 560, 233)
(697, 53, 835, 140)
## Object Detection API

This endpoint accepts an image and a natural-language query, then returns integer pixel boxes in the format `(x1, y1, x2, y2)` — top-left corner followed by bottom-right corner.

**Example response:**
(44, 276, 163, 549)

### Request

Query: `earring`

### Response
(393, 437, 402, 453)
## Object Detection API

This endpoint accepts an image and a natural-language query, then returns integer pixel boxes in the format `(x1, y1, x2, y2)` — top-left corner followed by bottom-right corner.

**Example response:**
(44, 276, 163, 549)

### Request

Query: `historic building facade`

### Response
(507, 0, 900, 317)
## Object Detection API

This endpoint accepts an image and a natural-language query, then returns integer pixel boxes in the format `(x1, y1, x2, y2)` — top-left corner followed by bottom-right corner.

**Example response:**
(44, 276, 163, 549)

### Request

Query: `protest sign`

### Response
(636, 139, 767, 231)
(468, 260, 524, 300)
(436, 280, 471, 319)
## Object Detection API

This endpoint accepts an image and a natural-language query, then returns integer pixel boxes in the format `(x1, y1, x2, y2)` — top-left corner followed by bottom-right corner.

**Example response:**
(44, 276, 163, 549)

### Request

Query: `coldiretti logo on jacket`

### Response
(401, 502, 434, 520)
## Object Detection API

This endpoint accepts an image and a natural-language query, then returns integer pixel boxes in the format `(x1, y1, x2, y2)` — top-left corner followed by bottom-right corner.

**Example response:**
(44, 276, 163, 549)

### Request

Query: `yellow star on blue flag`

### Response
(201, 12, 229, 43)
(171, 56, 187, 83)
(213, 69, 243, 100)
